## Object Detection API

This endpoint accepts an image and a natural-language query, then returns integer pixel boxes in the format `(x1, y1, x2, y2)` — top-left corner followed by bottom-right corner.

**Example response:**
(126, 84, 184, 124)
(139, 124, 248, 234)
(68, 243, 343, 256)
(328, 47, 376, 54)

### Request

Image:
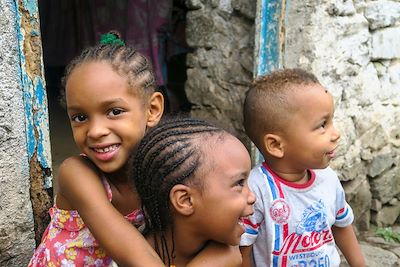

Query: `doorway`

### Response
(38, 0, 192, 181)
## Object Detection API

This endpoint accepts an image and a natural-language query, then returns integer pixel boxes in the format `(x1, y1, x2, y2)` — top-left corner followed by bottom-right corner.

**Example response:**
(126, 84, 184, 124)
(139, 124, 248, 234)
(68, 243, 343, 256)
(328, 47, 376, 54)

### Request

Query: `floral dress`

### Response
(28, 177, 144, 267)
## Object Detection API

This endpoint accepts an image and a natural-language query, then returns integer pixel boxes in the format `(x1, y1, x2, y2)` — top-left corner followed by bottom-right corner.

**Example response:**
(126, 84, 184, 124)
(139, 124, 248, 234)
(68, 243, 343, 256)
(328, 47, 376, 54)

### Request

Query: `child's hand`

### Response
(187, 242, 242, 267)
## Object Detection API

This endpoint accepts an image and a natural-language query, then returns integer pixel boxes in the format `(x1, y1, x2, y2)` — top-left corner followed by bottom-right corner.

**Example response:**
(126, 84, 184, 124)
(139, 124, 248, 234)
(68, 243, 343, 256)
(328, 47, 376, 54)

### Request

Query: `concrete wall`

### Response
(0, 0, 36, 265)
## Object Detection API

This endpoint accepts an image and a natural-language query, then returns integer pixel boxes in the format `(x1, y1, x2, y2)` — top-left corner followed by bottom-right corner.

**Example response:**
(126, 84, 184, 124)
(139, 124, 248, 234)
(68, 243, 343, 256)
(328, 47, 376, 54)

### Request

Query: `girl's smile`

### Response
(90, 143, 121, 161)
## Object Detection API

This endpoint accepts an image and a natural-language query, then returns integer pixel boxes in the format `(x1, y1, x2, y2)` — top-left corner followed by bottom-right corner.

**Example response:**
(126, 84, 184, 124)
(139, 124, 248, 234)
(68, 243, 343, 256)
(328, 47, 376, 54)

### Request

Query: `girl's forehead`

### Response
(199, 134, 249, 170)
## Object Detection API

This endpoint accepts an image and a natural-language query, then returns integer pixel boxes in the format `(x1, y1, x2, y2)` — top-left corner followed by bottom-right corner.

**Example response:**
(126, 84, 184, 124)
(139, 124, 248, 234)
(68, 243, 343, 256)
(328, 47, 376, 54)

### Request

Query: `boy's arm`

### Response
(187, 242, 242, 267)
(239, 245, 253, 267)
(332, 225, 365, 267)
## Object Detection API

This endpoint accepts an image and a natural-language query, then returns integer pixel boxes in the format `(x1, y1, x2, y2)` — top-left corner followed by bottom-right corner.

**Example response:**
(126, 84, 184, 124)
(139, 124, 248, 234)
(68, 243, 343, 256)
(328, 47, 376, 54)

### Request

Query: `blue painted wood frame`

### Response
(253, 0, 288, 163)
(14, 0, 52, 188)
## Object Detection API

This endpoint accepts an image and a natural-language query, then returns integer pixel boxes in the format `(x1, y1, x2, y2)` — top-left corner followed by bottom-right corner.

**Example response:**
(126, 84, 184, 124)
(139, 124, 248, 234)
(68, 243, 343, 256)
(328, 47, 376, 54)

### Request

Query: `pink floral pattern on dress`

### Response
(28, 177, 144, 267)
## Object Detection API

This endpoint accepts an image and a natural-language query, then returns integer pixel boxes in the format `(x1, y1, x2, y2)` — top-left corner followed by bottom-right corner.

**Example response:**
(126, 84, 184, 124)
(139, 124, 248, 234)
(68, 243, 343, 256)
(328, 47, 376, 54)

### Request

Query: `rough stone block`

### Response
(344, 178, 371, 230)
(360, 243, 398, 267)
(370, 167, 400, 204)
(371, 27, 400, 60)
(360, 125, 389, 151)
(371, 198, 382, 211)
(185, 0, 203, 10)
(186, 11, 215, 47)
(368, 146, 395, 178)
(232, 0, 256, 19)
(326, 0, 356, 16)
(372, 202, 400, 226)
(365, 0, 400, 30)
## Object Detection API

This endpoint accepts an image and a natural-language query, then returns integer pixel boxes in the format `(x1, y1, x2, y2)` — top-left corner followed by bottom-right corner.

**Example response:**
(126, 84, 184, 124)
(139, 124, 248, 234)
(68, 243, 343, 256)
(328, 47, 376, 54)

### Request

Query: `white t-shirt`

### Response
(240, 162, 353, 267)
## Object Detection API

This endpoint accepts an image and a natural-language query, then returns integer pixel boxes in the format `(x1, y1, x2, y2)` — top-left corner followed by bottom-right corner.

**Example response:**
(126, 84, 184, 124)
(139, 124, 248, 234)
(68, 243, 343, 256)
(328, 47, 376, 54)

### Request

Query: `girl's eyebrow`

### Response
(67, 98, 128, 111)
(100, 98, 128, 106)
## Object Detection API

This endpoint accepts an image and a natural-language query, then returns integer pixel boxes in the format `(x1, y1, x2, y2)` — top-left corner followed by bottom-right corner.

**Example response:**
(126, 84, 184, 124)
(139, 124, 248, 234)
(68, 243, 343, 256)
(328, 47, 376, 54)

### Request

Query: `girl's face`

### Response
(191, 135, 255, 246)
(65, 61, 162, 176)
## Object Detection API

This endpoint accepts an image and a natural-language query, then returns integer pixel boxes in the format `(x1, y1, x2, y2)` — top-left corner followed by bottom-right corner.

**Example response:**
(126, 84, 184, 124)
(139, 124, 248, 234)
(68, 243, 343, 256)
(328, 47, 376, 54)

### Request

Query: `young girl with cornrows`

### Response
(28, 33, 244, 267)
(130, 117, 256, 267)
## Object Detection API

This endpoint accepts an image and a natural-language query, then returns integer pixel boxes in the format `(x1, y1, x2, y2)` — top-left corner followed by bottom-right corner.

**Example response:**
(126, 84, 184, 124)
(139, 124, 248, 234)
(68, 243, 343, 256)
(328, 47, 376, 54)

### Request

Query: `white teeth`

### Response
(94, 145, 118, 153)
(238, 218, 245, 228)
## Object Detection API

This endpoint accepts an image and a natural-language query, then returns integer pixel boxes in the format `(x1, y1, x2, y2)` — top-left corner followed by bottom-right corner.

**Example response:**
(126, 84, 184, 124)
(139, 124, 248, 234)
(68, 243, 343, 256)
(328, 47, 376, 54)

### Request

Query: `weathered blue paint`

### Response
(254, 0, 287, 163)
(30, 29, 40, 36)
(257, 0, 282, 76)
(14, 0, 52, 188)
(23, 0, 38, 16)
(34, 78, 50, 167)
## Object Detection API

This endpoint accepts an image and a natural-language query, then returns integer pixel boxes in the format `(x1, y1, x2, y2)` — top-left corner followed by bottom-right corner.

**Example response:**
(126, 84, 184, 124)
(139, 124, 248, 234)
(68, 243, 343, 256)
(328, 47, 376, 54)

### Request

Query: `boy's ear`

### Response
(169, 184, 194, 216)
(146, 91, 164, 128)
(263, 133, 284, 158)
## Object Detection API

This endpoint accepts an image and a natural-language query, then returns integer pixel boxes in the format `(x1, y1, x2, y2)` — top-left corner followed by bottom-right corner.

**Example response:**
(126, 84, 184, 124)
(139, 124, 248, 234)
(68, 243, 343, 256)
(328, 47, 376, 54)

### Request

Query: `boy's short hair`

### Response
(243, 68, 320, 150)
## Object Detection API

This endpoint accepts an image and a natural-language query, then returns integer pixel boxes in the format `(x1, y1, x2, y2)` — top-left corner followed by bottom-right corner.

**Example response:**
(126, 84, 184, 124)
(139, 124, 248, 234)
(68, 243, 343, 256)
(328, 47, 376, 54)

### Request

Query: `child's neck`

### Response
(266, 161, 310, 185)
(148, 226, 206, 267)
(105, 166, 129, 184)
(105, 171, 141, 215)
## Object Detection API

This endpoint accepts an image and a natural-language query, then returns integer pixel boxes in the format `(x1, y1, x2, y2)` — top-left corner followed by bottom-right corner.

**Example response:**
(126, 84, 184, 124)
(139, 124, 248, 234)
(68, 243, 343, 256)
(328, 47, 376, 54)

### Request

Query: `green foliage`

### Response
(375, 227, 400, 243)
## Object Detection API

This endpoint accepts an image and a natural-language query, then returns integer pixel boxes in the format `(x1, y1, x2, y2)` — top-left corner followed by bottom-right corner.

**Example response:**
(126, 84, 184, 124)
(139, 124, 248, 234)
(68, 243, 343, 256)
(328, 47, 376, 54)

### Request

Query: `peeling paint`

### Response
(253, 0, 288, 163)
(14, 0, 52, 244)
(22, 0, 37, 16)
(256, 0, 280, 76)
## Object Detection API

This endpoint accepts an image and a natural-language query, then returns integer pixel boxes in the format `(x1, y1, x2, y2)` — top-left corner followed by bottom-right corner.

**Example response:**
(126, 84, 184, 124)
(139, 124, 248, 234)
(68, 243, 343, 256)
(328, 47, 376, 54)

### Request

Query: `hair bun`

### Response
(100, 31, 125, 46)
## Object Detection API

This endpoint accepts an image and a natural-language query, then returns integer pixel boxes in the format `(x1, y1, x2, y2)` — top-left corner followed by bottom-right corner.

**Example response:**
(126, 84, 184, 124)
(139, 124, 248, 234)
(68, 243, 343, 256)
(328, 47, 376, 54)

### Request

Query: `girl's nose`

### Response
(87, 118, 110, 139)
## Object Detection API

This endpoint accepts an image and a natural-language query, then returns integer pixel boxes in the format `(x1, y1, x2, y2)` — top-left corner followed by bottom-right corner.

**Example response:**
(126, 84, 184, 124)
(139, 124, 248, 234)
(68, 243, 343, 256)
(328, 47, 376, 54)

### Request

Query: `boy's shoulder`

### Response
(247, 164, 340, 186)
(249, 162, 265, 177)
(312, 166, 339, 180)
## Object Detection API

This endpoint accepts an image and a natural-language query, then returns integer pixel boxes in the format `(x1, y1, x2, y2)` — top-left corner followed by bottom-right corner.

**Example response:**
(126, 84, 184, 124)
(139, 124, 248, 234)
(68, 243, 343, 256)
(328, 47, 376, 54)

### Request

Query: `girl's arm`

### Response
(332, 225, 365, 267)
(57, 156, 164, 267)
(187, 242, 242, 267)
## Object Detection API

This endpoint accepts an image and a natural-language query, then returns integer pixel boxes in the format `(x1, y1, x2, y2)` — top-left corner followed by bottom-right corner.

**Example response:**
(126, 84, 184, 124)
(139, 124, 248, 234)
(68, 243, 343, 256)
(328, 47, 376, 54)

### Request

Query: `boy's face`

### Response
(65, 62, 161, 175)
(281, 84, 341, 172)
(191, 135, 255, 246)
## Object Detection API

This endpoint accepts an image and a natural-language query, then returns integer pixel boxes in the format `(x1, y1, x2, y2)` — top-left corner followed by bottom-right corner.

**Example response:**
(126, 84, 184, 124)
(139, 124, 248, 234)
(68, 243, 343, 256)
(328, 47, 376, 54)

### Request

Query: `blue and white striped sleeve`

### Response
(334, 176, 354, 227)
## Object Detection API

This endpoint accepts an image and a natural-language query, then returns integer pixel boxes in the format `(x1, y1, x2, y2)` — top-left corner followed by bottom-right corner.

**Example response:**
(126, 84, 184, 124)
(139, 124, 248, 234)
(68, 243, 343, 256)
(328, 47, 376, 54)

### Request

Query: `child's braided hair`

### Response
(62, 31, 156, 100)
(130, 116, 225, 265)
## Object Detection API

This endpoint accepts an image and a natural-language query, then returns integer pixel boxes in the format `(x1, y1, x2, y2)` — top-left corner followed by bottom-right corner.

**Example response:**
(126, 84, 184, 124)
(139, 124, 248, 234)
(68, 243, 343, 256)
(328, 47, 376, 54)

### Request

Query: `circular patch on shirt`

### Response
(269, 199, 290, 225)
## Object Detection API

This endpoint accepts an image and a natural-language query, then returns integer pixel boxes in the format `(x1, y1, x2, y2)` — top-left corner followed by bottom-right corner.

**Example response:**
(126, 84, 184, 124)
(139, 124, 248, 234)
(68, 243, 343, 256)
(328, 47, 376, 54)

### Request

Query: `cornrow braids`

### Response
(62, 34, 156, 101)
(130, 116, 225, 265)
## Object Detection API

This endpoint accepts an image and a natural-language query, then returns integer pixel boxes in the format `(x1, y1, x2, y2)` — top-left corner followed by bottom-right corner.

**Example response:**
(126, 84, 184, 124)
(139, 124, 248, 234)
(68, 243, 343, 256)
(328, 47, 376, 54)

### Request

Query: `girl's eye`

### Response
(320, 121, 327, 129)
(108, 108, 124, 117)
(71, 114, 87, 123)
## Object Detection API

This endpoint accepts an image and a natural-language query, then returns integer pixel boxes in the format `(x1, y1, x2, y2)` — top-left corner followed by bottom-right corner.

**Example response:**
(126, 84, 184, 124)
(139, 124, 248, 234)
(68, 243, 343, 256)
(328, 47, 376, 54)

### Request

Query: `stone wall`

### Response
(185, 0, 256, 147)
(0, 0, 36, 266)
(186, 0, 400, 231)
